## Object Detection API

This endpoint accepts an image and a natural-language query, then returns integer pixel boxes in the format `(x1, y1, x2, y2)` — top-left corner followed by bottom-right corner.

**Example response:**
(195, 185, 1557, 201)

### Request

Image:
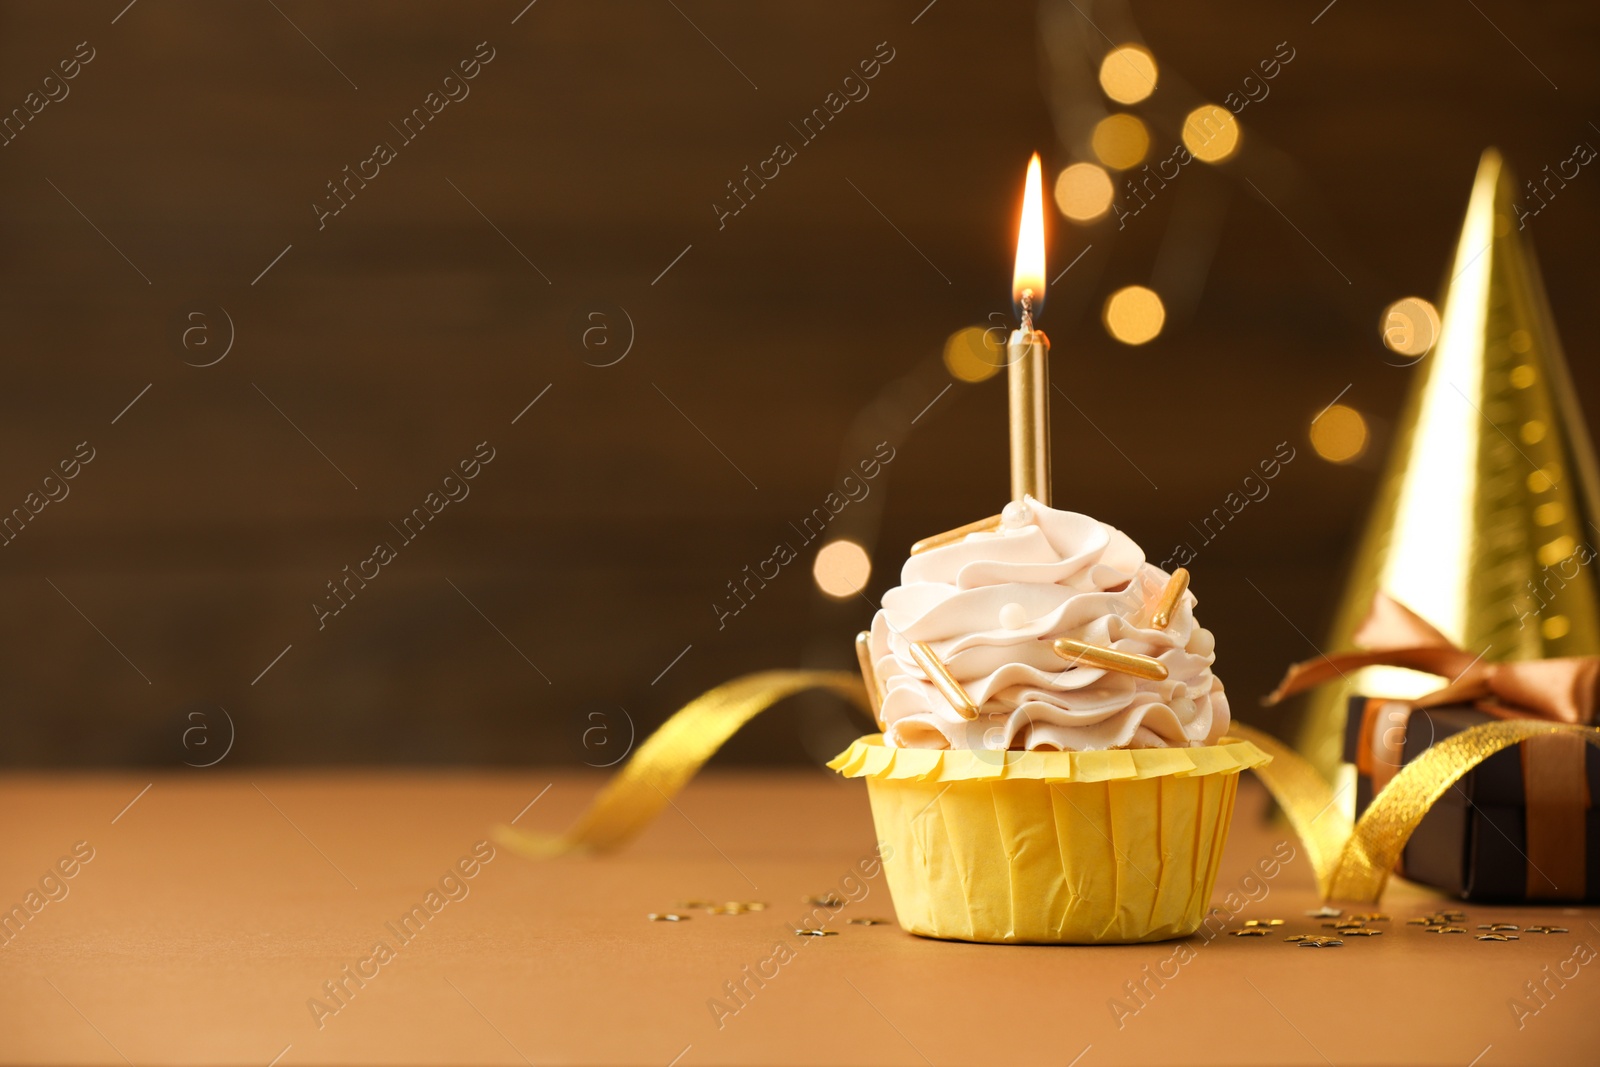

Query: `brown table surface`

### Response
(2, 770, 1595, 1066)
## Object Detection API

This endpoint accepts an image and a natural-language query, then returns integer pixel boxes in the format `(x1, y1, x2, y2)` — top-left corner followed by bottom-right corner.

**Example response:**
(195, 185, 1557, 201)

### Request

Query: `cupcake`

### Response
(830, 496, 1267, 944)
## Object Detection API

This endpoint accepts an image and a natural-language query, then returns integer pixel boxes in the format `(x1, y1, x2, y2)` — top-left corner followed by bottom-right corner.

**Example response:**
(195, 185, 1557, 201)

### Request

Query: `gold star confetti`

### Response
(648, 913, 690, 922)
(1475, 923, 1518, 932)
(1432, 926, 1468, 934)
(1477, 933, 1520, 941)
(1231, 928, 1270, 937)
(1524, 925, 1569, 934)
(1298, 936, 1344, 948)
(1243, 919, 1285, 927)
(795, 928, 838, 937)
(1342, 928, 1382, 937)
(848, 917, 891, 926)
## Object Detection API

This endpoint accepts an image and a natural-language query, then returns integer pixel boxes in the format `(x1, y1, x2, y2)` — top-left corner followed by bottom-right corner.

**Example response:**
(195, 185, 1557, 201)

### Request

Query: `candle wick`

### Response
(1019, 289, 1034, 333)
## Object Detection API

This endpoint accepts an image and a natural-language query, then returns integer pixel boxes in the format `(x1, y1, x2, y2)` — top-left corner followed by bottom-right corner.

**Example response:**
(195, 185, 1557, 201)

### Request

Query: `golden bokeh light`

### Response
(942, 325, 1002, 383)
(1181, 105, 1240, 163)
(1102, 285, 1165, 345)
(813, 539, 872, 599)
(1310, 404, 1369, 464)
(1534, 501, 1565, 526)
(1092, 114, 1150, 171)
(1543, 615, 1572, 640)
(1380, 297, 1440, 358)
(1509, 364, 1537, 388)
(1098, 45, 1158, 104)
(1054, 163, 1114, 222)
(1538, 536, 1577, 568)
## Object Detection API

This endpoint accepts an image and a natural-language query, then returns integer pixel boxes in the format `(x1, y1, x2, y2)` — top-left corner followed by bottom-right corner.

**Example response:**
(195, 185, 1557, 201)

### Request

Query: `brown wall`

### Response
(1, 0, 1596, 767)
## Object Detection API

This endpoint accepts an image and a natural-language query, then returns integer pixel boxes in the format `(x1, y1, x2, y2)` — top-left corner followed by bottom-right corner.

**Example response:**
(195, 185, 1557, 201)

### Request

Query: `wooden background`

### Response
(1, 0, 1596, 767)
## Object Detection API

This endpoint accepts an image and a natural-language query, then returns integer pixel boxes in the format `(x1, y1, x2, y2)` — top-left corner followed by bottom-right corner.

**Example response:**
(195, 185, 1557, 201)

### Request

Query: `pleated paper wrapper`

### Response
(829, 735, 1270, 944)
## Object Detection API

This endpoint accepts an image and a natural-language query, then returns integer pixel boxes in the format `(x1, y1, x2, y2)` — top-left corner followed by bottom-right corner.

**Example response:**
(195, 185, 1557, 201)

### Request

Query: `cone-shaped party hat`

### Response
(1296, 148, 1600, 779)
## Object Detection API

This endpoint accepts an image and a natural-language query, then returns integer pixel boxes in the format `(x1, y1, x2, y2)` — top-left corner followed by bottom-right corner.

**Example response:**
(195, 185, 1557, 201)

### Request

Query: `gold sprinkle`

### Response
(648, 913, 690, 922)
(795, 928, 838, 937)
(907, 641, 981, 719)
(848, 917, 891, 926)
(1049, 637, 1168, 681)
(856, 631, 883, 724)
(911, 514, 1003, 555)
(1150, 568, 1190, 629)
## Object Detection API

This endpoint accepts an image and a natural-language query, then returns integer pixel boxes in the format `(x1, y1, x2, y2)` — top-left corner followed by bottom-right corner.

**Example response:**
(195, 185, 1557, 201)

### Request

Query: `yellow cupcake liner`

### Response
(829, 735, 1270, 944)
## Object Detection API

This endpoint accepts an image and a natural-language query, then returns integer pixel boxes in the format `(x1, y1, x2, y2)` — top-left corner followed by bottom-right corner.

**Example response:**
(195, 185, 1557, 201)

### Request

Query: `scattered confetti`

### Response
(648, 913, 690, 922)
(847, 917, 891, 926)
(1477, 933, 1519, 942)
(1306, 906, 1343, 919)
(795, 927, 838, 937)
(1231, 928, 1270, 937)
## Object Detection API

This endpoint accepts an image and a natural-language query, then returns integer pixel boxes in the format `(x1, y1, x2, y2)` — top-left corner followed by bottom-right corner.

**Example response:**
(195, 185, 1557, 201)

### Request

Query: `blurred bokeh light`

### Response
(1092, 114, 1150, 170)
(1181, 105, 1240, 162)
(1102, 285, 1166, 344)
(813, 540, 873, 598)
(1098, 45, 1158, 104)
(1054, 162, 1115, 222)
(1310, 404, 1369, 463)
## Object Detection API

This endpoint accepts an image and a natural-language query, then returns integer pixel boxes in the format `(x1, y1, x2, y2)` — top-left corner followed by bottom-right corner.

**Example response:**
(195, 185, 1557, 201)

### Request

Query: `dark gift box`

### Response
(1344, 697, 1600, 903)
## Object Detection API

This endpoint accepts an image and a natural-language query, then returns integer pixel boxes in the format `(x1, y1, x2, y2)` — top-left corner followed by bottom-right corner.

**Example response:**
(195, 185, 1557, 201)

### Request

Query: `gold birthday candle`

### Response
(1150, 568, 1190, 629)
(1050, 637, 1169, 681)
(907, 641, 980, 719)
(1008, 152, 1052, 505)
(910, 514, 1003, 555)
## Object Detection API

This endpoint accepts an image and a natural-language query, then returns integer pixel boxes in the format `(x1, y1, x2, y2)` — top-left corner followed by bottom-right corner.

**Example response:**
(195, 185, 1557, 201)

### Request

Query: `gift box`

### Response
(1343, 696, 1600, 902)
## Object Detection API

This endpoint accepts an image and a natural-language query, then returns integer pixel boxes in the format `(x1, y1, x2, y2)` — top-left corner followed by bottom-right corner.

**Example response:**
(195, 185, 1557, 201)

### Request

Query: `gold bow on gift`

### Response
(1240, 593, 1600, 902)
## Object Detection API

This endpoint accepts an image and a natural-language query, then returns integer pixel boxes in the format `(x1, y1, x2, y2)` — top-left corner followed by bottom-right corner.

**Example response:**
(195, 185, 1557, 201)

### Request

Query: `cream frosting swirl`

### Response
(869, 497, 1228, 751)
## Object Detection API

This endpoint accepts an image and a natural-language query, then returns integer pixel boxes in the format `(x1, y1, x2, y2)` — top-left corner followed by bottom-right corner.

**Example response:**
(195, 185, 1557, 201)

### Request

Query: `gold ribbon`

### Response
(494, 670, 872, 857)
(1240, 719, 1600, 901)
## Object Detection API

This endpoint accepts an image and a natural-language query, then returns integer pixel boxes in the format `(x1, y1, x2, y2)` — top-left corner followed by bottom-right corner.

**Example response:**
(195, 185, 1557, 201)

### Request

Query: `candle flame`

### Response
(1012, 152, 1047, 316)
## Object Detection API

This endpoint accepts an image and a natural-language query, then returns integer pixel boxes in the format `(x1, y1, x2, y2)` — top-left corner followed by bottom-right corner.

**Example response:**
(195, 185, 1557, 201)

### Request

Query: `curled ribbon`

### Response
(494, 670, 872, 857)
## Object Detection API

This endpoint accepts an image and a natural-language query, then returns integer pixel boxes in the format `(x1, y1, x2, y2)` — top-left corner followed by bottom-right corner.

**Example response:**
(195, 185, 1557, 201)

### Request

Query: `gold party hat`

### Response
(1296, 148, 1600, 779)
